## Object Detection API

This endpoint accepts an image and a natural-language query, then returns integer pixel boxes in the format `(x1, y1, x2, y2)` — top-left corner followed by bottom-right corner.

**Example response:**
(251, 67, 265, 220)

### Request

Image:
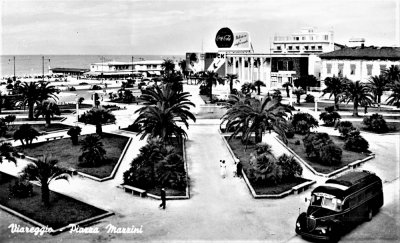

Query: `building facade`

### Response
(320, 46, 400, 84)
(89, 60, 168, 77)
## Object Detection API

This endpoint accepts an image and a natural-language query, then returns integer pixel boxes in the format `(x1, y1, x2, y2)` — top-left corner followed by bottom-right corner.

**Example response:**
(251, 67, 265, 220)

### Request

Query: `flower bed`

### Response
(225, 137, 311, 196)
(286, 134, 369, 174)
(0, 171, 112, 233)
(18, 133, 129, 179)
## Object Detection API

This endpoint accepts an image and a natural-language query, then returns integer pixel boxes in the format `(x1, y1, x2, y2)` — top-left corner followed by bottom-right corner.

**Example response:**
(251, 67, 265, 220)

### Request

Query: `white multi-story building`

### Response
(320, 45, 400, 84)
(89, 60, 169, 77)
(271, 27, 343, 54)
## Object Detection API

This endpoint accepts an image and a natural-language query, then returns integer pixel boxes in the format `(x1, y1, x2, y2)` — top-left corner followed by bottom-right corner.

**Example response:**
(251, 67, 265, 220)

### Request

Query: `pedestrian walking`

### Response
(159, 188, 166, 209)
(236, 161, 243, 178)
(220, 160, 227, 178)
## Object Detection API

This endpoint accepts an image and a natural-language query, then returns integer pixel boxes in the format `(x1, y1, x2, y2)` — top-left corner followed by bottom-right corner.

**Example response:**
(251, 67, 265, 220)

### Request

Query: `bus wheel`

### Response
(367, 208, 373, 221)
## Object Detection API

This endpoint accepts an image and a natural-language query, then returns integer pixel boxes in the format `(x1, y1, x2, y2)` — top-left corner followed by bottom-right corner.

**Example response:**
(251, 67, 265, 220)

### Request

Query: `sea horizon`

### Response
(0, 54, 185, 77)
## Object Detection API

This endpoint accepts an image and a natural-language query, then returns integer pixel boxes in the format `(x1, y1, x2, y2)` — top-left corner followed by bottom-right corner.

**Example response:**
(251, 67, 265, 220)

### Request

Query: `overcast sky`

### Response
(1, 0, 398, 55)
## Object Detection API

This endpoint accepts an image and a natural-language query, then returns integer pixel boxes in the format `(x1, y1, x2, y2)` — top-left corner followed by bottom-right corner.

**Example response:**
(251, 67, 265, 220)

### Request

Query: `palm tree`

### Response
(322, 76, 349, 110)
(341, 81, 374, 117)
(34, 100, 60, 127)
(133, 84, 196, 145)
(16, 81, 59, 120)
(253, 80, 266, 95)
(13, 124, 40, 147)
(20, 154, 70, 206)
(293, 88, 306, 104)
(200, 71, 224, 103)
(383, 65, 400, 84)
(386, 81, 400, 108)
(221, 96, 291, 145)
(161, 59, 175, 75)
(367, 75, 389, 110)
(79, 134, 106, 166)
(79, 108, 116, 135)
(178, 60, 187, 80)
(225, 73, 239, 94)
(0, 142, 16, 165)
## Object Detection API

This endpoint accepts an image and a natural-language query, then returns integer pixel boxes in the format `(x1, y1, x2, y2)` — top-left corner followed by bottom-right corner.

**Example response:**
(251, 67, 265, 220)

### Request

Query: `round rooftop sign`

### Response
(215, 27, 234, 48)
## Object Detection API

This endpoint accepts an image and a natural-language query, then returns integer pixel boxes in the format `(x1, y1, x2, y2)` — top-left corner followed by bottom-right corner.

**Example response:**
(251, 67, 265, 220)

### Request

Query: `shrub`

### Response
(303, 132, 332, 159)
(199, 84, 210, 95)
(255, 143, 272, 155)
(292, 112, 319, 134)
(272, 89, 282, 102)
(126, 123, 141, 132)
(320, 143, 342, 166)
(79, 82, 88, 85)
(8, 179, 33, 198)
(277, 154, 302, 181)
(6, 83, 13, 89)
(305, 94, 315, 103)
(319, 110, 341, 126)
(337, 121, 355, 138)
(344, 130, 369, 152)
(67, 126, 82, 145)
(285, 123, 295, 139)
(362, 113, 389, 133)
(248, 153, 281, 185)
(156, 153, 186, 190)
(295, 140, 300, 145)
(68, 86, 76, 91)
(91, 84, 102, 90)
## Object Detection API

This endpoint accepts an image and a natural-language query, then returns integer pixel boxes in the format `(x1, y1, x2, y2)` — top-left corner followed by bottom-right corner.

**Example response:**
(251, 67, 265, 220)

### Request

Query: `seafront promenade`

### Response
(0, 83, 398, 242)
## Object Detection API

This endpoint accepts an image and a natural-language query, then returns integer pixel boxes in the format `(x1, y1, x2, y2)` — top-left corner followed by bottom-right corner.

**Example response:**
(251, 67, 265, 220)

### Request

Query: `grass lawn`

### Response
(295, 101, 400, 113)
(4, 123, 73, 139)
(18, 133, 129, 179)
(0, 171, 109, 230)
(286, 134, 369, 174)
(226, 136, 309, 195)
(348, 120, 400, 133)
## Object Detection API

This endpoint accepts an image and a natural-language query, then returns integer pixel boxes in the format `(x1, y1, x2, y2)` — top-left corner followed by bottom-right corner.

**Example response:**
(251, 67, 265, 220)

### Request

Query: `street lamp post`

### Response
(13, 56, 16, 81)
(42, 56, 50, 81)
(75, 95, 79, 125)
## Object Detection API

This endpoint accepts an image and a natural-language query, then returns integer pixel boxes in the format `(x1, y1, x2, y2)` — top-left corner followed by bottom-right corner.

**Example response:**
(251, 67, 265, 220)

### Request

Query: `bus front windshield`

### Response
(310, 193, 341, 211)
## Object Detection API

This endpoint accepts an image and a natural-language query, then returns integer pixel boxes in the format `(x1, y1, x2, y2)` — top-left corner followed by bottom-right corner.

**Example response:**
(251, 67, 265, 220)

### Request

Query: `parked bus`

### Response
(295, 170, 383, 241)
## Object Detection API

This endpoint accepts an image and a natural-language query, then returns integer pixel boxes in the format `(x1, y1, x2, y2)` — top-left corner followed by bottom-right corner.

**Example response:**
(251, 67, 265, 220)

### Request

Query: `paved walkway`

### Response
(0, 84, 399, 242)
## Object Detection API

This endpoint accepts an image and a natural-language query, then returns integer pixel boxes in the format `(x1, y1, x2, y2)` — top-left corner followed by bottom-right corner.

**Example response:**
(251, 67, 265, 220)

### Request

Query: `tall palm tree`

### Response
(221, 96, 291, 145)
(341, 81, 374, 117)
(13, 124, 40, 147)
(16, 81, 59, 120)
(201, 71, 224, 103)
(133, 84, 196, 145)
(79, 108, 116, 135)
(225, 73, 239, 94)
(386, 81, 400, 108)
(34, 100, 60, 127)
(383, 65, 400, 84)
(20, 154, 70, 206)
(322, 76, 349, 110)
(367, 75, 389, 110)
(79, 134, 106, 166)
(162, 59, 175, 75)
(254, 80, 266, 95)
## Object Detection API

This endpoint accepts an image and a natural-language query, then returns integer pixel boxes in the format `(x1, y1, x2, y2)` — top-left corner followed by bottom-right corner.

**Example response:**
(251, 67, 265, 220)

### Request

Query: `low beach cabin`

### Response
(295, 170, 383, 241)
(88, 60, 165, 79)
(49, 67, 90, 77)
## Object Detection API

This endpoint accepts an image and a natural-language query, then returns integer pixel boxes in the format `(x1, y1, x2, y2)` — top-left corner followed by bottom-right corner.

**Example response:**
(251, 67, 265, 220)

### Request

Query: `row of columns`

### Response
(227, 55, 272, 90)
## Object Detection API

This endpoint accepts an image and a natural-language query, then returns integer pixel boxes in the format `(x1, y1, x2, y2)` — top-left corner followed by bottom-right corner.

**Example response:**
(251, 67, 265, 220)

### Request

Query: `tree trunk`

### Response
(286, 86, 290, 97)
(45, 113, 51, 127)
(72, 136, 79, 145)
(229, 80, 233, 94)
(41, 182, 50, 207)
(297, 95, 301, 104)
(257, 86, 261, 95)
(377, 95, 381, 111)
(334, 96, 339, 110)
(353, 99, 359, 117)
(255, 129, 262, 143)
(209, 83, 213, 103)
(96, 123, 102, 135)
(28, 103, 34, 120)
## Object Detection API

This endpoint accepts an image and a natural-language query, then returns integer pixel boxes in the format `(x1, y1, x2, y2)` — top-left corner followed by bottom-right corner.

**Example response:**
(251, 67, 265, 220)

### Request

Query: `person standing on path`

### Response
(220, 160, 227, 178)
(236, 161, 243, 178)
(159, 188, 166, 209)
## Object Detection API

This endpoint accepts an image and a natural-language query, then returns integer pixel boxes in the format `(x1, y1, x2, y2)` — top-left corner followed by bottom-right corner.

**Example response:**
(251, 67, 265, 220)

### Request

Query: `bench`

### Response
(123, 185, 146, 197)
(46, 135, 64, 141)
